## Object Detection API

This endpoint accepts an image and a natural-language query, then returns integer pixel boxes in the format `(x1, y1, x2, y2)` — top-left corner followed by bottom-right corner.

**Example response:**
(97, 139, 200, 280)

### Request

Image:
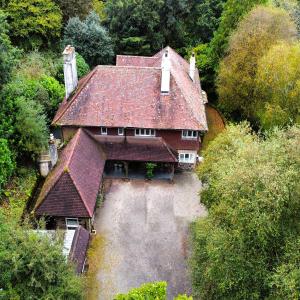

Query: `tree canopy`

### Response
(0, 10, 19, 87)
(255, 41, 300, 129)
(64, 11, 114, 66)
(217, 6, 297, 123)
(0, 213, 83, 299)
(5, 0, 62, 49)
(192, 123, 300, 299)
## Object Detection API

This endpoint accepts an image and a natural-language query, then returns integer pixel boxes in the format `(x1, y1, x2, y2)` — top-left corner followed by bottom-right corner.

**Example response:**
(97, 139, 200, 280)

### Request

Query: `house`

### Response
(35, 45, 208, 230)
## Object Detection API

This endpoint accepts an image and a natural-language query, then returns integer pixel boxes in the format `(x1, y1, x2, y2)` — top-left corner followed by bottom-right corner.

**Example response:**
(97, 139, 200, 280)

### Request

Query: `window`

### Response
(134, 128, 156, 137)
(118, 128, 124, 136)
(182, 130, 198, 139)
(179, 153, 195, 164)
(65, 218, 79, 230)
(101, 127, 107, 135)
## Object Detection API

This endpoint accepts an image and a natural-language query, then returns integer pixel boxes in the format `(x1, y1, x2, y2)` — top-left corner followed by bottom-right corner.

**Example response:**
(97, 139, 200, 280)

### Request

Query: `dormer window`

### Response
(118, 128, 124, 136)
(182, 130, 198, 139)
(101, 127, 107, 135)
(135, 128, 155, 137)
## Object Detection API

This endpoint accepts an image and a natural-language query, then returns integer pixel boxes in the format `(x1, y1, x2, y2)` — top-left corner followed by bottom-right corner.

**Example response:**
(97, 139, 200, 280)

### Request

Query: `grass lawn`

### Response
(1, 167, 38, 220)
(202, 104, 225, 151)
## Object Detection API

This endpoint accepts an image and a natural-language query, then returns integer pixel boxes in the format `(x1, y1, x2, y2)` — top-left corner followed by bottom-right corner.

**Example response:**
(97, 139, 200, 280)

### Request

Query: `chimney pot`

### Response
(63, 45, 78, 99)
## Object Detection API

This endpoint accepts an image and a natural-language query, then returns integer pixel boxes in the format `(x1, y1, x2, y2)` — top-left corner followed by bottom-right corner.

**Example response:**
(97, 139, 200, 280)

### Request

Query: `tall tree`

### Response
(0, 10, 19, 87)
(64, 11, 114, 66)
(192, 123, 300, 299)
(5, 0, 62, 49)
(255, 42, 300, 129)
(217, 6, 297, 123)
(105, 0, 164, 55)
(54, 0, 92, 23)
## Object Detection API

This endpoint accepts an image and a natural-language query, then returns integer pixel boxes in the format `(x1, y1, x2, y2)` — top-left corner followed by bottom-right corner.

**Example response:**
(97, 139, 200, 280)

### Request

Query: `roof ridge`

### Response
(53, 68, 98, 124)
(68, 171, 92, 217)
(117, 54, 155, 59)
(160, 137, 178, 162)
(96, 65, 161, 70)
(66, 129, 82, 168)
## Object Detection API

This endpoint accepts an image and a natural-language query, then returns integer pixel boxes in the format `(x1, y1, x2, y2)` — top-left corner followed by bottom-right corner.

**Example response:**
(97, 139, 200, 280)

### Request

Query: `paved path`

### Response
(94, 172, 206, 299)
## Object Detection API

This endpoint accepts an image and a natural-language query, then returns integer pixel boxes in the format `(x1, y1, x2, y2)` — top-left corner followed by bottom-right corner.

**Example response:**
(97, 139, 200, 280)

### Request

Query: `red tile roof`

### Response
(88, 134, 178, 162)
(69, 226, 90, 274)
(35, 129, 105, 218)
(53, 47, 207, 131)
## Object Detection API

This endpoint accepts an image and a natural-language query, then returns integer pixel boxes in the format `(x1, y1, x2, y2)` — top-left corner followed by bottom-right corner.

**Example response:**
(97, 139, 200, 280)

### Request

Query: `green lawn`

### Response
(202, 104, 225, 151)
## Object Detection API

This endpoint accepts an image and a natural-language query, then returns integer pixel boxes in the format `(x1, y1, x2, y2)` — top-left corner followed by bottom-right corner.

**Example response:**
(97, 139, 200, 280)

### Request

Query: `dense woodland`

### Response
(0, 0, 300, 299)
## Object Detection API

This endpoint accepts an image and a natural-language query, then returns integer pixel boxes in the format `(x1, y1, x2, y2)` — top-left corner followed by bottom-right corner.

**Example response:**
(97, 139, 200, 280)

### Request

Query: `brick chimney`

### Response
(189, 52, 196, 81)
(161, 49, 171, 94)
(63, 45, 78, 99)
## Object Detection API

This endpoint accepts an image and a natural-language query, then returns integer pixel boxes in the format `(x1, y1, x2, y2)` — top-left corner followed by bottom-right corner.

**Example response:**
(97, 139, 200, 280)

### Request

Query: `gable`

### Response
(36, 172, 90, 218)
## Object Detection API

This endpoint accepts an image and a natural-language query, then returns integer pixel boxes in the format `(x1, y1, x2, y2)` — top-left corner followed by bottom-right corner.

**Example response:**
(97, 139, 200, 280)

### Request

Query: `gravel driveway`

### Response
(94, 172, 206, 299)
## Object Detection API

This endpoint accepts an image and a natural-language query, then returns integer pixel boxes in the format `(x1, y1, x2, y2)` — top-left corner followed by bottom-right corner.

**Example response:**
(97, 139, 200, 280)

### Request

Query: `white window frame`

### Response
(134, 128, 156, 137)
(101, 127, 107, 135)
(181, 130, 198, 140)
(65, 218, 79, 230)
(118, 128, 124, 136)
(178, 152, 196, 164)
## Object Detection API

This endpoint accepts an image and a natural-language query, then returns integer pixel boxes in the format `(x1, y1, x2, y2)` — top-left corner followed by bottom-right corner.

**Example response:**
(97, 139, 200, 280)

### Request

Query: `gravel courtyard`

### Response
(94, 172, 206, 299)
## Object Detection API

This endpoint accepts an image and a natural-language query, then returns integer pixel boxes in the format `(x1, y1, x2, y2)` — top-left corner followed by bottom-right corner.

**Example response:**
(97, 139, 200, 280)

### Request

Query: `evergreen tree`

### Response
(64, 11, 114, 66)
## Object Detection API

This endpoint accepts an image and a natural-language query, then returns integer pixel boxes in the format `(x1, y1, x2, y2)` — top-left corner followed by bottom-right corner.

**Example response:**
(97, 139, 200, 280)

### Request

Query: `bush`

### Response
(145, 162, 157, 179)
(0, 139, 15, 194)
(0, 212, 83, 299)
(114, 282, 167, 300)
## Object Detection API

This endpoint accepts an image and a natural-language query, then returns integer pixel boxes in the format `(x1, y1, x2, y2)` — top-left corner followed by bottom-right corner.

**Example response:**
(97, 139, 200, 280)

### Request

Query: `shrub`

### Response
(0, 139, 15, 194)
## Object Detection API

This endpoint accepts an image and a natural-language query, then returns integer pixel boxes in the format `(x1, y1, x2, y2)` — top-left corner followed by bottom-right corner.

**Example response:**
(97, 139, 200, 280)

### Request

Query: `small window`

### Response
(118, 128, 124, 136)
(65, 218, 79, 230)
(101, 127, 107, 135)
(135, 128, 155, 137)
(179, 152, 195, 163)
(182, 130, 198, 139)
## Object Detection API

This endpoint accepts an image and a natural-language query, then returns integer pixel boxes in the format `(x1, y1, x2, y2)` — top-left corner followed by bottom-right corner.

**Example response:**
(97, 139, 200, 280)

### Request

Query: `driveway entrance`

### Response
(94, 172, 206, 299)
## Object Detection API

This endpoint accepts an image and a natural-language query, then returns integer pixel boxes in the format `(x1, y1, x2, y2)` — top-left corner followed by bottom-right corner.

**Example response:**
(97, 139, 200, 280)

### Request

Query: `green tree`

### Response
(5, 0, 62, 49)
(255, 42, 300, 129)
(105, 0, 164, 55)
(0, 138, 15, 194)
(210, 0, 268, 68)
(0, 213, 83, 299)
(64, 11, 114, 66)
(217, 6, 297, 123)
(186, 0, 225, 45)
(54, 0, 92, 23)
(0, 10, 19, 87)
(192, 124, 300, 299)
(14, 97, 48, 155)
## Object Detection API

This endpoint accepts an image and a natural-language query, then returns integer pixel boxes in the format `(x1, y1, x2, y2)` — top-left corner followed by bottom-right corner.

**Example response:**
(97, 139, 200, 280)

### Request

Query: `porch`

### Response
(104, 160, 176, 181)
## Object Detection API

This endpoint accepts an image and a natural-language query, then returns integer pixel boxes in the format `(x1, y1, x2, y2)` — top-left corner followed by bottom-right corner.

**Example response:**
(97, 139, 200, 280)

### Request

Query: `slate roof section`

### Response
(89, 134, 178, 162)
(53, 47, 207, 131)
(69, 226, 90, 274)
(35, 129, 106, 218)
